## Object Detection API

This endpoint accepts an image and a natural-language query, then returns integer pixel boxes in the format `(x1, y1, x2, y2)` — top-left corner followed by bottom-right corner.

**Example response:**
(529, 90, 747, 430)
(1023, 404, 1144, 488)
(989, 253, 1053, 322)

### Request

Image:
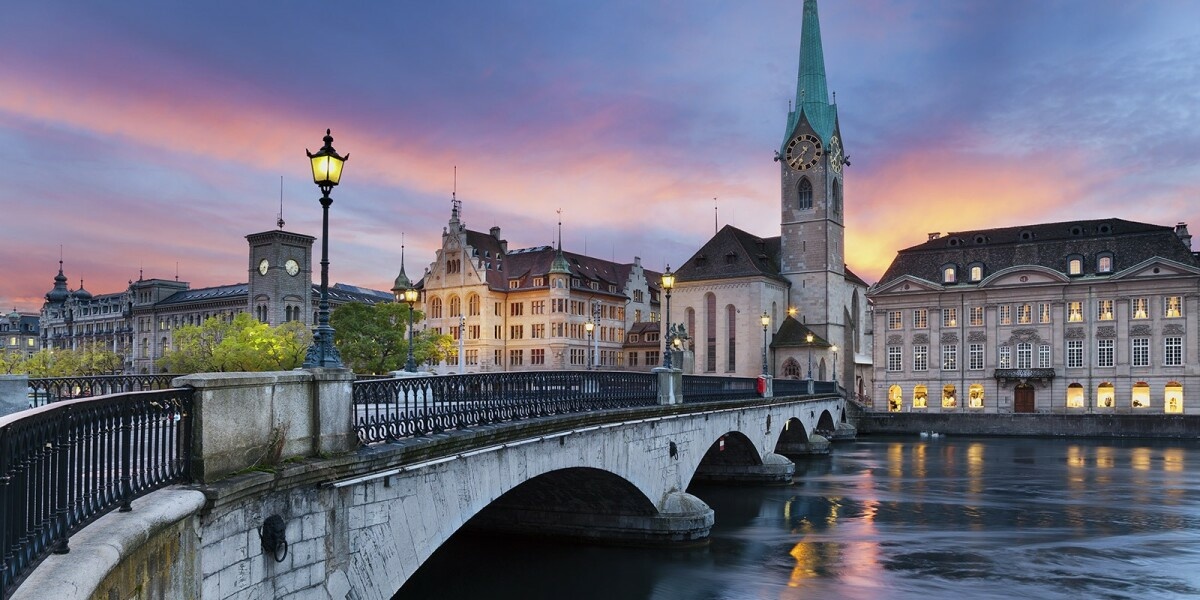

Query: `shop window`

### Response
(1165, 382, 1183, 414)
(888, 385, 903, 412)
(942, 384, 957, 408)
(1132, 382, 1150, 408)
(1066, 383, 1085, 408)
(913, 385, 928, 409)
(1097, 382, 1114, 408)
(968, 384, 984, 408)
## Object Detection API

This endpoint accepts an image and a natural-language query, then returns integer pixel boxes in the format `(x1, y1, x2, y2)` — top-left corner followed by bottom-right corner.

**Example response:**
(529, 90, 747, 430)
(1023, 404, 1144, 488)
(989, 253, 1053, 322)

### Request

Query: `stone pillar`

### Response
(692, 452, 795, 484)
(654, 367, 683, 405)
(0, 374, 30, 417)
(175, 369, 356, 483)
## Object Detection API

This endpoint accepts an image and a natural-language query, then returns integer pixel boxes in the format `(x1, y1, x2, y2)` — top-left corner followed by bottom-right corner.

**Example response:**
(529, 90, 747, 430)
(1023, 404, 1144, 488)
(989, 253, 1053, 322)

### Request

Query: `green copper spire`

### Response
(783, 0, 838, 150)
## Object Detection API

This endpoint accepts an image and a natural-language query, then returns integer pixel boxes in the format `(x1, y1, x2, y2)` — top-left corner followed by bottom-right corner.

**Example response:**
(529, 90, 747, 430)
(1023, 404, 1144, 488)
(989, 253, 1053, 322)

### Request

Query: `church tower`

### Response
(246, 229, 315, 326)
(779, 0, 846, 333)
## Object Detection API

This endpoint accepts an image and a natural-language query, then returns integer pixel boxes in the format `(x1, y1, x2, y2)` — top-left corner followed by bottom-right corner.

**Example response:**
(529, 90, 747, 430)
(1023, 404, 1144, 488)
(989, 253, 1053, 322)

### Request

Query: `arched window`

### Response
(968, 384, 984, 408)
(468, 294, 480, 316)
(1165, 382, 1183, 413)
(686, 307, 696, 351)
(783, 358, 802, 379)
(1132, 381, 1150, 408)
(888, 385, 903, 412)
(429, 297, 443, 319)
(913, 385, 928, 408)
(725, 304, 737, 372)
(831, 179, 842, 214)
(943, 265, 958, 284)
(1097, 382, 1114, 408)
(1066, 383, 1084, 408)
(705, 293, 717, 372)
(798, 177, 813, 210)
(942, 384, 957, 408)
(968, 263, 984, 282)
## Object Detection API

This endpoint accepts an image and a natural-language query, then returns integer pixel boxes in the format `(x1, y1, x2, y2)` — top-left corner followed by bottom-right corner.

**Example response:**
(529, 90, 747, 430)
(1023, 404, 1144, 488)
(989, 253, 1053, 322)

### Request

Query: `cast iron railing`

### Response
(681, 375, 759, 402)
(0, 387, 193, 597)
(353, 371, 659, 444)
(771, 378, 839, 397)
(26, 375, 181, 408)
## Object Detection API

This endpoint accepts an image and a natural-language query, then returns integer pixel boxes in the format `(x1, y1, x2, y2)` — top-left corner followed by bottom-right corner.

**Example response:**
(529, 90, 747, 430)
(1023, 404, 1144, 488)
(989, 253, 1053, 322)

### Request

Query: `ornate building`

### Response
(3, 309, 39, 359)
(868, 219, 1199, 414)
(411, 199, 661, 372)
(671, 0, 871, 391)
(39, 228, 389, 373)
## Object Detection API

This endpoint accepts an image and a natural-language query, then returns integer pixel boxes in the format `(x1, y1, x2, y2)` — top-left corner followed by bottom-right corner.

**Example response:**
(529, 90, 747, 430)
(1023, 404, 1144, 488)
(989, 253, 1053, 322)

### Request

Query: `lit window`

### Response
(1097, 254, 1113, 273)
(969, 265, 983, 282)
(1097, 339, 1114, 367)
(1066, 383, 1085, 408)
(1132, 338, 1149, 367)
(942, 384, 957, 408)
(913, 385, 928, 409)
(943, 266, 957, 284)
(969, 306, 984, 327)
(1017, 304, 1032, 324)
(1097, 299, 1114, 321)
(913, 309, 928, 329)
(1097, 382, 1115, 408)
(1067, 301, 1083, 322)
(1165, 296, 1183, 318)
(1068, 257, 1083, 275)
(1132, 298, 1148, 319)
(999, 305, 1012, 326)
(1165, 337, 1183, 366)
(888, 385, 903, 412)
(1165, 382, 1183, 413)
(942, 308, 957, 328)
(968, 384, 984, 408)
(888, 311, 902, 330)
(1132, 382, 1150, 408)
(1039, 303, 1052, 324)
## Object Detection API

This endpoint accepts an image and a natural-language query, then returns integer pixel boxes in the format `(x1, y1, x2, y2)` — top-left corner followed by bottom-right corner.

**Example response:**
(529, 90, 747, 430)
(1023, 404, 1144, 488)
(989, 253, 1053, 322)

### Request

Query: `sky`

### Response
(3, 1, 1199, 314)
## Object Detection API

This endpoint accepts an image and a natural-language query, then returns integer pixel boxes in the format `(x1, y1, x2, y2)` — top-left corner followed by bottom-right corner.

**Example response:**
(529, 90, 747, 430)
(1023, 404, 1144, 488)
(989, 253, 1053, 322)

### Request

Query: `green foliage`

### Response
(0, 343, 124, 376)
(157, 313, 312, 373)
(329, 302, 454, 374)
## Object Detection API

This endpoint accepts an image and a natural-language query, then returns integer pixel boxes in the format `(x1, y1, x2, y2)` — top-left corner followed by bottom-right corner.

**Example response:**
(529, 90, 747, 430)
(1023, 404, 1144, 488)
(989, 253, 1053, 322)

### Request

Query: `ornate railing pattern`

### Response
(353, 371, 659, 444)
(26, 375, 181, 407)
(680, 375, 759, 403)
(0, 388, 193, 597)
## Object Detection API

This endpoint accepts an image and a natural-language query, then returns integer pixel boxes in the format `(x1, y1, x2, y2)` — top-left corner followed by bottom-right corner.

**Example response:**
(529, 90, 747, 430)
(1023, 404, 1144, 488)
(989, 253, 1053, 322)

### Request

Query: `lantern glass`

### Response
(661, 270, 675, 291)
(806, 332, 814, 343)
(310, 153, 345, 187)
(585, 320, 594, 332)
(403, 287, 420, 304)
(760, 313, 770, 327)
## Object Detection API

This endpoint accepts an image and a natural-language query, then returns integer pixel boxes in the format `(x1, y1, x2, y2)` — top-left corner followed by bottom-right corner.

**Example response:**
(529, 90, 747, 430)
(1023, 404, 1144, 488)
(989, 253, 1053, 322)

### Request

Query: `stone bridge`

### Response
(16, 371, 846, 600)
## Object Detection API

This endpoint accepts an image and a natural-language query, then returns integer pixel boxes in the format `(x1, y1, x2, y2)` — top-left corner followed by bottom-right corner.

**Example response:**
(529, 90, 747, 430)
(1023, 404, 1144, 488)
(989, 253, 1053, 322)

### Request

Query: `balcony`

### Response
(993, 368, 1056, 383)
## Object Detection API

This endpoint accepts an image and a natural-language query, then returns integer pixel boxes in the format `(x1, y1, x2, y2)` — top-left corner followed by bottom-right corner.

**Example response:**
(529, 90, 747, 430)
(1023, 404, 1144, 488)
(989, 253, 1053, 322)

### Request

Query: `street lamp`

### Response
(760, 312, 770, 376)
(661, 266, 675, 369)
(403, 286, 419, 372)
(592, 302, 601, 369)
(831, 344, 839, 383)
(805, 331, 814, 380)
(584, 318, 595, 370)
(303, 129, 348, 369)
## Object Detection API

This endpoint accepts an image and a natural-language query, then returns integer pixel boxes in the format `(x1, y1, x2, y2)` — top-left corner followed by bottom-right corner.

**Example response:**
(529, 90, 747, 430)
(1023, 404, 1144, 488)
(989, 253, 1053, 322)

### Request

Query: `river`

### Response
(396, 436, 1200, 599)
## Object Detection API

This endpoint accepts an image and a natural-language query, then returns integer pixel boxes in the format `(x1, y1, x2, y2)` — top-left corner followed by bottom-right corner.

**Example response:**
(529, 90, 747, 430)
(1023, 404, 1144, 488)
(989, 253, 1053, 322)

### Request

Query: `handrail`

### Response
(0, 387, 193, 597)
(26, 375, 181, 408)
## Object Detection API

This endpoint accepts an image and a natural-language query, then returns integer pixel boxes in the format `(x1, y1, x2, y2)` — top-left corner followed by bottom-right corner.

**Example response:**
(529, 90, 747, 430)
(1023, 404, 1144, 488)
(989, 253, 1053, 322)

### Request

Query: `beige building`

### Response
(868, 219, 1199, 414)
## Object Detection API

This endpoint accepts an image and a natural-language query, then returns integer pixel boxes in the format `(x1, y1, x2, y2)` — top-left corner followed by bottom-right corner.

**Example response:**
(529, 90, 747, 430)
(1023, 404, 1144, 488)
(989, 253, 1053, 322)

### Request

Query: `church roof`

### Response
(771, 315, 830, 349)
(157, 283, 248, 305)
(782, 0, 839, 149)
(674, 225, 787, 284)
(876, 218, 1197, 287)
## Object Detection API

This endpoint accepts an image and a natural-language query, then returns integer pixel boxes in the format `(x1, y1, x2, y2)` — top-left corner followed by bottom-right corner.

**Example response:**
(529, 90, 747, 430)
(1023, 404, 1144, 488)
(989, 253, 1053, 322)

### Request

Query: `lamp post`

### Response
(661, 266, 675, 369)
(831, 344, 838, 384)
(303, 129, 348, 369)
(805, 331, 814, 380)
(584, 318, 595, 370)
(458, 314, 465, 374)
(592, 302, 601, 369)
(760, 312, 770, 376)
(403, 286, 419, 372)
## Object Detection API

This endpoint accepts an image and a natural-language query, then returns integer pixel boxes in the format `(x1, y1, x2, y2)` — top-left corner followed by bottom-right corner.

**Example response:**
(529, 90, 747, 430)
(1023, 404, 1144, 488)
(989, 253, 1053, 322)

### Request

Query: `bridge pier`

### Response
(692, 451, 795, 485)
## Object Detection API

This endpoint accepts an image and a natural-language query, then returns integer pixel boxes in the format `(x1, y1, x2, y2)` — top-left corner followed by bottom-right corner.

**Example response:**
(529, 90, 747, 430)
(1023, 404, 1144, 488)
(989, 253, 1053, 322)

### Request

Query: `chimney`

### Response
(490, 226, 501, 239)
(927, 232, 941, 241)
(1176, 222, 1192, 250)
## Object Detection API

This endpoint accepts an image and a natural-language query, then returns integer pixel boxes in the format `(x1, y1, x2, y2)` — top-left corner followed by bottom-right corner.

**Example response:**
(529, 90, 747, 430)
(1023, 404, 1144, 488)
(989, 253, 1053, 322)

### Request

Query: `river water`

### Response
(396, 437, 1200, 600)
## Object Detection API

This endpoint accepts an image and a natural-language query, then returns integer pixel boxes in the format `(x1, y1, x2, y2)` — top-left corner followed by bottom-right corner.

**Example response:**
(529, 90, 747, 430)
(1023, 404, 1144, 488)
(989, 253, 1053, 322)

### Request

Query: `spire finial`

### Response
(557, 208, 563, 250)
(277, 175, 286, 229)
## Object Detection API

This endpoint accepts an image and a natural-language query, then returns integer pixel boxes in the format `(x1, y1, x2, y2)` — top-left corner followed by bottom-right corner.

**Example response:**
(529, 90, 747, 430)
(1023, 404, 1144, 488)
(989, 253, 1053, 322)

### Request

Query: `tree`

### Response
(330, 302, 411, 374)
(157, 313, 312, 373)
(414, 329, 456, 368)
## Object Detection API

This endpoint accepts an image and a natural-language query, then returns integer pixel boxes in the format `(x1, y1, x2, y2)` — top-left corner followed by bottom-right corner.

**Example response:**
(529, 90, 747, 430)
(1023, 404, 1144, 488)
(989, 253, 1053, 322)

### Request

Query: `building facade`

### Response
(671, 0, 871, 391)
(39, 228, 389, 373)
(3, 310, 40, 360)
(868, 219, 1200, 414)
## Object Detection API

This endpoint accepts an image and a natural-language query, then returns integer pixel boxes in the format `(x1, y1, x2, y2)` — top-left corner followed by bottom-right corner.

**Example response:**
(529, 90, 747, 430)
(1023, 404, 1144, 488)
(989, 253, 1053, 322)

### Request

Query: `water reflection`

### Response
(395, 437, 1200, 600)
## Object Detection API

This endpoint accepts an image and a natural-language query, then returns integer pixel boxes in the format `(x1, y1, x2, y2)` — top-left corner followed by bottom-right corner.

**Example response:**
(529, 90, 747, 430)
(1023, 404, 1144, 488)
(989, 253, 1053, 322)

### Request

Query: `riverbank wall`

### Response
(854, 412, 1200, 439)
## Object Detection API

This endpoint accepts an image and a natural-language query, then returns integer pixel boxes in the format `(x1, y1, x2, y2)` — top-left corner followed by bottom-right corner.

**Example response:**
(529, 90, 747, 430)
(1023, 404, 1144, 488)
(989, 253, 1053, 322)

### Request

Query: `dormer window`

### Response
(967, 263, 984, 283)
(941, 264, 958, 284)
(1096, 252, 1113, 274)
(509, 280, 520, 289)
(1067, 254, 1084, 276)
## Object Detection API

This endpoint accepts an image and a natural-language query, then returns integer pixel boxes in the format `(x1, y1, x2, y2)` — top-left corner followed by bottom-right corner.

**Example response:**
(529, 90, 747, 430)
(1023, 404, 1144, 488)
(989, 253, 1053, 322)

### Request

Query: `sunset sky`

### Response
(3, 1, 1198, 313)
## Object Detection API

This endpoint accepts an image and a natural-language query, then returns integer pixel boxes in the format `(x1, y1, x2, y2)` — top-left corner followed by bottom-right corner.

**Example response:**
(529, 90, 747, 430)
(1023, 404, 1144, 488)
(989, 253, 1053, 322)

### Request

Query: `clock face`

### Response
(830, 136, 843, 174)
(785, 134, 823, 171)
(258, 259, 270, 275)
(285, 259, 300, 276)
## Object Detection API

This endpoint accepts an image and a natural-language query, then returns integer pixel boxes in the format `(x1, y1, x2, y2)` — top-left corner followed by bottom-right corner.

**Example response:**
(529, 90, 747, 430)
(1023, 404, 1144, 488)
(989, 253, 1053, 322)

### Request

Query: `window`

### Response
(888, 385, 903, 412)
(913, 345, 928, 371)
(1017, 304, 1032, 324)
(531, 300, 545, 315)
(798, 177, 813, 210)
(943, 266, 957, 284)
(509, 349, 524, 366)
(998, 345, 1012, 369)
(1066, 383, 1084, 408)
(451, 326, 461, 341)
(468, 295, 480, 316)
(832, 179, 842, 213)
(1068, 256, 1083, 276)
(1097, 253, 1113, 274)
(531, 324, 545, 339)
(999, 305, 1012, 326)
(1097, 339, 1114, 367)
(429, 297, 442, 319)
(1165, 296, 1183, 318)
(449, 296, 462, 317)
(968, 384, 984, 408)
(1132, 382, 1150, 408)
(705, 293, 717, 372)
(628, 352, 639, 367)
(888, 311, 902, 330)
(913, 385, 928, 409)
(465, 349, 479, 366)
(645, 350, 660, 365)
(913, 309, 928, 329)
(495, 325, 503, 339)
(570, 348, 585, 366)
(530, 348, 545, 365)
(1039, 303, 1051, 324)
(1067, 301, 1083, 322)
(1067, 340, 1084, 368)
(942, 385, 957, 408)
(1165, 337, 1183, 366)
(942, 308, 957, 328)
(1038, 344, 1051, 369)
(509, 325, 524, 339)
(726, 305, 737, 372)
(942, 344, 958, 371)
(969, 306, 984, 327)
(968, 344, 984, 370)
(1165, 382, 1183, 413)
(1097, 382, 1115, 408)
(495, 349, 503, 367)
(887, 346, 902, 372)
(510, 302, 524, 317)
(534, 277, 545, 287)
(1017, 342, 1033, 369)
(969, 264, 983, 283)
(1132, 297, 1149, 319)
(469, 325, 480, 339)
(1097, 299, 1114, 321)
(1132, 338, 1149, 367)
(508, 280, 520, 289)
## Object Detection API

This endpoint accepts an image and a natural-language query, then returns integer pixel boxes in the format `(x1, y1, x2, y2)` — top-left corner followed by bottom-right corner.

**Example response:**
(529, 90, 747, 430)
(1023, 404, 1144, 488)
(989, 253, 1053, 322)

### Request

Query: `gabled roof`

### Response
(771, 315, 829, 349)
(876, 218, 1197, 288)
(675, 225, 787, 284)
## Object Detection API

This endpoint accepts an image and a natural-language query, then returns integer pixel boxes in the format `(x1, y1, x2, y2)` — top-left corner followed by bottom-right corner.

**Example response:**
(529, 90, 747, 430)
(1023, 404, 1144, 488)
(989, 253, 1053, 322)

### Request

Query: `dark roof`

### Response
(323, 284, 393, 304)
(675, 225, 787, 284)
(454, 227, 638, 298)
(158, 283, 248, 305)
(770, 315, 829, 349)
(625, 321, 661, 349)
(877, 218, 1197, 287)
